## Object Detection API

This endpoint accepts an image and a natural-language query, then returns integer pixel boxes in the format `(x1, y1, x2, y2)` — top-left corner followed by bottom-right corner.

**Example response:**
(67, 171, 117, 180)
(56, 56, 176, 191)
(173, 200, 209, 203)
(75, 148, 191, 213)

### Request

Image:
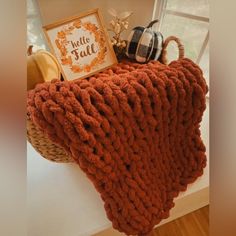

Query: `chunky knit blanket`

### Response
(27, 59, 207, 235)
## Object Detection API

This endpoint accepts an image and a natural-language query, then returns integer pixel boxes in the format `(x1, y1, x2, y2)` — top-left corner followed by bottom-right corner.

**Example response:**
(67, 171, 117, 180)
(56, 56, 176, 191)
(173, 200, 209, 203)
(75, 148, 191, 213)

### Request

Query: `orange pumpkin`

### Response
(27, 45, 60, 90)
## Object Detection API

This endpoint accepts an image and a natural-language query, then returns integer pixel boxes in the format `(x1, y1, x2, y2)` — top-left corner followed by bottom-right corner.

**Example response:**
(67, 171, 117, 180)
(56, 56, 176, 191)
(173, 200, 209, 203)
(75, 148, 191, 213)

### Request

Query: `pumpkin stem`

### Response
(147, 19, 159, 28)
(27, 45, 33, 56)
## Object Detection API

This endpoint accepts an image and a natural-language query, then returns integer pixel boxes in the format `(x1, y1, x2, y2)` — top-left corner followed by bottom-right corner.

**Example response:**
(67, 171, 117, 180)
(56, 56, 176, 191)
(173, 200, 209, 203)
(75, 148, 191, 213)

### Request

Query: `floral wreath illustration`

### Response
(55, 20, 107, 73)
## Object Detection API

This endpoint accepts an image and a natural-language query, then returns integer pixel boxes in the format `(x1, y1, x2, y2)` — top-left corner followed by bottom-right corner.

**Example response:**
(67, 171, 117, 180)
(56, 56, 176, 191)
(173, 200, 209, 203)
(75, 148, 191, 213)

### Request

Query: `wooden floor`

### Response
(94, 205, 209, 236)
(152, 205, 209, 236)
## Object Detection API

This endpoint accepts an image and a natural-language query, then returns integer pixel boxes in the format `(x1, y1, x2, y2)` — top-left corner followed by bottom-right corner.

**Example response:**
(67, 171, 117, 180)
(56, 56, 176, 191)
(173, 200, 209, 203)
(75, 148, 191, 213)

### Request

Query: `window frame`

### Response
(153, 0, 209, 65)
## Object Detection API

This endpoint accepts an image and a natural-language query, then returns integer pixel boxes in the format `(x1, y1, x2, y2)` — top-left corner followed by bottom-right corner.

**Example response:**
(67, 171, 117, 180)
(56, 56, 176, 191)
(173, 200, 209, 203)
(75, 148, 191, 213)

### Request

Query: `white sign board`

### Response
(43, 9, 117, 81)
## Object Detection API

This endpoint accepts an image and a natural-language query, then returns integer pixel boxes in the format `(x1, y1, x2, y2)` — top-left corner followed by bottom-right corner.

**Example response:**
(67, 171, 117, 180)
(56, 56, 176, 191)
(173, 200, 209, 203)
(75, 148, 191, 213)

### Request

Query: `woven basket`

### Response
(27, 118, 74, 163)
(27, 36, 184, 163)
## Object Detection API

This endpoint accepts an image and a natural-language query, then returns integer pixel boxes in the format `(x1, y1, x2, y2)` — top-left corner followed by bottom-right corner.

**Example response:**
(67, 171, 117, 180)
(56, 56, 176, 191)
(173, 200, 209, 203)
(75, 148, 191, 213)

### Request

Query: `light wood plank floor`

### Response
(94, 205, 209, 236)
(153, 205, 209, 236)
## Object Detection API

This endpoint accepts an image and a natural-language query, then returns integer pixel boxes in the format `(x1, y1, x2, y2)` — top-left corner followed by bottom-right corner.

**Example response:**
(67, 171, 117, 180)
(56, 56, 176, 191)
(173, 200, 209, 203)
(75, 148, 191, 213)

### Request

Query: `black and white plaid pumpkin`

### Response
(126, 20, 164, 63)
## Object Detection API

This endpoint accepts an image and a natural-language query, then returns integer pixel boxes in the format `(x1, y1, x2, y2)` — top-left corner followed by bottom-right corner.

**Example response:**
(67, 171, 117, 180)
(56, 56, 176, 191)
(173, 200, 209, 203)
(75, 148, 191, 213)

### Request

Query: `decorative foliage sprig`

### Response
(107, 8, 133, 50)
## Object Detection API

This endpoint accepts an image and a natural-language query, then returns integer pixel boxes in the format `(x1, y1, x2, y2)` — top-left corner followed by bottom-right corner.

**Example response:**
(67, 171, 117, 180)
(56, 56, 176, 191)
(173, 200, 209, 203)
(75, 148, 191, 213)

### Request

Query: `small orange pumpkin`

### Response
(27, 45, 61, 90)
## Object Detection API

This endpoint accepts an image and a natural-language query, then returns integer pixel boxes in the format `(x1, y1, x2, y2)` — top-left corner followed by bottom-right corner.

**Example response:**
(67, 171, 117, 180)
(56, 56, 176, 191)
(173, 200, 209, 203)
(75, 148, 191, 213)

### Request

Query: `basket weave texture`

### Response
(27, 118, 74, 163)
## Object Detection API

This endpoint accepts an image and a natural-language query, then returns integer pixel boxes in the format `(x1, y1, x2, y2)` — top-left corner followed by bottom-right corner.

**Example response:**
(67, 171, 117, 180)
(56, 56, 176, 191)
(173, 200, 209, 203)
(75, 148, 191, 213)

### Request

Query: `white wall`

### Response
(37, 0, 155, 39)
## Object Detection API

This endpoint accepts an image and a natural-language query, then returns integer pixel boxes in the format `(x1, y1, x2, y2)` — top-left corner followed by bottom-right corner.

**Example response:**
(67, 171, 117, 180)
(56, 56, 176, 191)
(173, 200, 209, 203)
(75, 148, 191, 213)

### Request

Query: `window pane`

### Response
(27, 0, 37, 15)
(161, 14, 208, 62)
(199, 43, 209, 87)
(27, 0, 47, 50)
(27, 17, 46, 50)
(166, 0, 209, 17)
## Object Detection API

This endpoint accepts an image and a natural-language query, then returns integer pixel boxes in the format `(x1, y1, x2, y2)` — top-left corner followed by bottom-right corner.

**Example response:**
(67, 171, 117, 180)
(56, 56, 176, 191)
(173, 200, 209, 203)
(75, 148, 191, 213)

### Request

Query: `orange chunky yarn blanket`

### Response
(27, 58, 207, 235)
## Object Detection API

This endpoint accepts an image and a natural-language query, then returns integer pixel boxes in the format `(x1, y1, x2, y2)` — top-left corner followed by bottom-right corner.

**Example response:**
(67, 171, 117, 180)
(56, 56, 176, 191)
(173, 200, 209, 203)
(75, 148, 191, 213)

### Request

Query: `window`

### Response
(153, 0, 209, 87)
(27, 0, 47, 50)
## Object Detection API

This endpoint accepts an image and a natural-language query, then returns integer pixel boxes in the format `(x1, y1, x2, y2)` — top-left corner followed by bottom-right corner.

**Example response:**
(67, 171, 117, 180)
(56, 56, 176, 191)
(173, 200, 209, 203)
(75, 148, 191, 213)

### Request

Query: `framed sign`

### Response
(43, 9, 117, 81)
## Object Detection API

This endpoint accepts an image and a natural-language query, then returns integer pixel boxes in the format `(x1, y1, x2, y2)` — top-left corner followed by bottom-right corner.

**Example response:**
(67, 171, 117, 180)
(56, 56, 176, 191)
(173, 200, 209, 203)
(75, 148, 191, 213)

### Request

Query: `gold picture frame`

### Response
(43, 8, 118, 81)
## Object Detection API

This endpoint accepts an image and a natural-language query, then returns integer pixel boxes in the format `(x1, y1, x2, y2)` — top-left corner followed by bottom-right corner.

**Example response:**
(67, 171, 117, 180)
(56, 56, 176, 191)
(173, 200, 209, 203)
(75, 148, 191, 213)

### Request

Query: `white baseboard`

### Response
(156, 186, 209, 227)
